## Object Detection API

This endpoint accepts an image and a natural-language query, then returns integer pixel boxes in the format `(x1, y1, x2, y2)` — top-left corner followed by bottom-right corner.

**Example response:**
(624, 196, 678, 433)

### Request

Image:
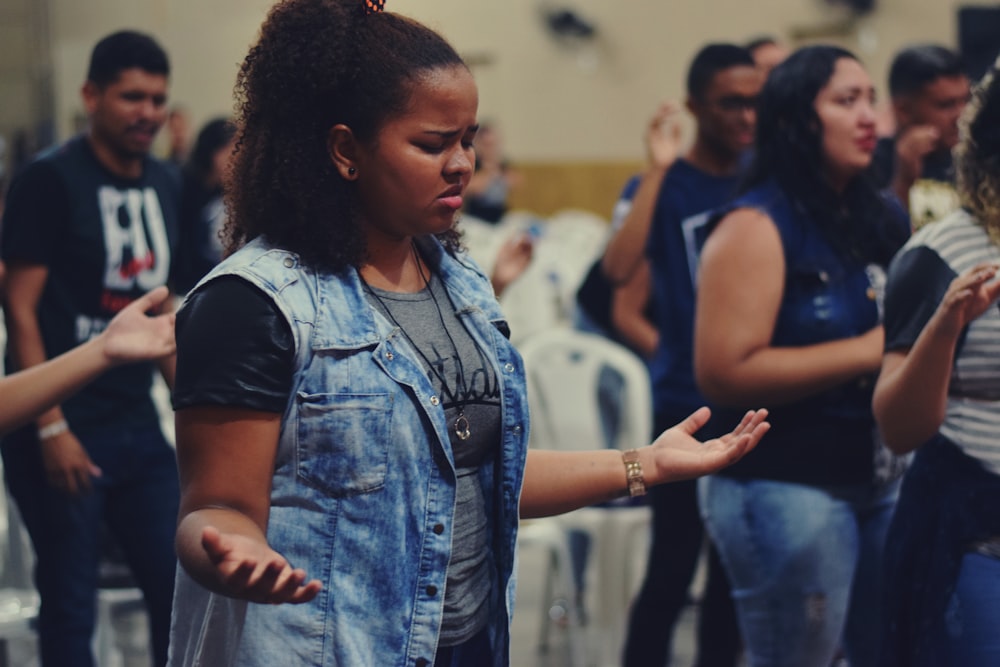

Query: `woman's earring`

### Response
(348, 167, 357, 176)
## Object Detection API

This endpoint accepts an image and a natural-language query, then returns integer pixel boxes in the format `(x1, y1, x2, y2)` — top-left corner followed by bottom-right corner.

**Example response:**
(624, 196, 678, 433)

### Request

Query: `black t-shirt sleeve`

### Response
(0, 161, 71, 265)
(173, 276, 295, 412)
(883, 245, 956, 351)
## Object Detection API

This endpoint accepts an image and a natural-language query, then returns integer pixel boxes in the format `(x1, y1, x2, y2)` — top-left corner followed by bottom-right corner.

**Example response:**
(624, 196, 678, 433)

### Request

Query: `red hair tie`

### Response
(363, 0, 385, 15)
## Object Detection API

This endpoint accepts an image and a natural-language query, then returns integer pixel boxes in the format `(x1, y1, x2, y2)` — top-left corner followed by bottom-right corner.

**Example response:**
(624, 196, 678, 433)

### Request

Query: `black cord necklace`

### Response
(362, 244, 473, 441)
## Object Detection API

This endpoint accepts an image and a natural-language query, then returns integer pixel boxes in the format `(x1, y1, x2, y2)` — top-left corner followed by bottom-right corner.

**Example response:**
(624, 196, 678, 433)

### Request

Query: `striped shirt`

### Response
(884, 208, 1000, 473)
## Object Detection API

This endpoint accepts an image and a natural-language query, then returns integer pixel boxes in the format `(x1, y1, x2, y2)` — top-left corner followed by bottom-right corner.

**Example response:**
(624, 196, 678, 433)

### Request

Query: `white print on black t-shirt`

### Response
(75, 314, 110, 344)
(98, 185, 170, 293)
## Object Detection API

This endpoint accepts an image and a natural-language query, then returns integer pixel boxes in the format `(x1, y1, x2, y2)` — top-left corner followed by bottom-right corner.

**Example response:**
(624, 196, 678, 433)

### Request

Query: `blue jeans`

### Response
(699, 475, 898, 667)
(2, 423, 179, 667)
(938, 552, 1000, 665)
(624, 408, 740, 667)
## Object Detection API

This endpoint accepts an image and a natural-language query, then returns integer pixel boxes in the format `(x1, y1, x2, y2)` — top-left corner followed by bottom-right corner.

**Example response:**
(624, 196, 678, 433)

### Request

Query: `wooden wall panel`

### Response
(506, 161, 644, 220)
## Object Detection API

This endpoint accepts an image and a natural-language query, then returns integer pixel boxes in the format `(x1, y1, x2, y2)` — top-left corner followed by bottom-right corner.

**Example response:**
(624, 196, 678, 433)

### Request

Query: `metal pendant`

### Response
(455, 413, 471, 441)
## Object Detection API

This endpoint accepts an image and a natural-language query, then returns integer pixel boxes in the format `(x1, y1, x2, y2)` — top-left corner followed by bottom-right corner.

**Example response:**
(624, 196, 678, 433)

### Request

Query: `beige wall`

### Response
(3, 0, 972, 213)
(47, 0, 274, 146)
(42, 0, 967, 161)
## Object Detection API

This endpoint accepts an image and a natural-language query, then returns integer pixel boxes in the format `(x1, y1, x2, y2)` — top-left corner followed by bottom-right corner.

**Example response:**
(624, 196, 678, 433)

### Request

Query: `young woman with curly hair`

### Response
(874, 60, 1000, 667)
(166, 1, 769, 665)
(692, 45, 910, 667)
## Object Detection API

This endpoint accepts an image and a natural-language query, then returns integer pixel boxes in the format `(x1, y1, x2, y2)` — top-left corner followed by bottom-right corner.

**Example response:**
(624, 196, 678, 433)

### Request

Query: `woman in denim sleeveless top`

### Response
(693, 46, 910, 667)
(166, 2, 769, 665)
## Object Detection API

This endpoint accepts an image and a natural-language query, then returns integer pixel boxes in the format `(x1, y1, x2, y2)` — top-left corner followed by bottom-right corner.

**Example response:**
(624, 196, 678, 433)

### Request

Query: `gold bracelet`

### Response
(622, 449, 646, 498)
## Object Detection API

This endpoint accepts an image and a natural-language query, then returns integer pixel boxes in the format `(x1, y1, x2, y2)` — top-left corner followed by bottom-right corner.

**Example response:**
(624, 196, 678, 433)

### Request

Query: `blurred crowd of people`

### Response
(585, 32, 998, 667)
(0, 1, 997, 666)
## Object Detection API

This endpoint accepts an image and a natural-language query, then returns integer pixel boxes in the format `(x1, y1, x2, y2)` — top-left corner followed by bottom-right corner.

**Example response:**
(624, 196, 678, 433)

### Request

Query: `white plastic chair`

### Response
(515, 518, 587, 665)
(0, 486, 39, 666)
(497, 211, 608, 346)
(518, 328, 653, 666)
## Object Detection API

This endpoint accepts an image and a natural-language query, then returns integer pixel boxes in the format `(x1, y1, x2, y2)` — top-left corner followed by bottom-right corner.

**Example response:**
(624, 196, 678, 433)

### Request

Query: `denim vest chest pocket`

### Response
(777, 260, 875, 347)
(295, 390, 394, 497)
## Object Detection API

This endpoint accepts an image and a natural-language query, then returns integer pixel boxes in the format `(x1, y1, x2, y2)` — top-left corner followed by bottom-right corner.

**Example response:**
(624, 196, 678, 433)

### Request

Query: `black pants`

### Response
(622, 412, 741, 667)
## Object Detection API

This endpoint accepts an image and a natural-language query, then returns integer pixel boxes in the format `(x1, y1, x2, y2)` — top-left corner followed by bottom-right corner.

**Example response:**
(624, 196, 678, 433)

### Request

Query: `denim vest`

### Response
(708, 182, 881, 486)
(168, 236, 529, 667)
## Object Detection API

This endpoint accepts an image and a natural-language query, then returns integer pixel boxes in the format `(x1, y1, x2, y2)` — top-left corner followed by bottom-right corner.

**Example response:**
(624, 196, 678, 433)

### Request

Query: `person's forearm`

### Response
(601, 166, 670, 285)
(612, 314, 658, 359)
(7, 306, 49, 372)
(697, 333, 880, 408)
(611, 266, 658, 359)
(0, 336, 109, 435)
(5, 307, 64, 428)
(520, 448, 642, 518)
(873, 321, 958, 454)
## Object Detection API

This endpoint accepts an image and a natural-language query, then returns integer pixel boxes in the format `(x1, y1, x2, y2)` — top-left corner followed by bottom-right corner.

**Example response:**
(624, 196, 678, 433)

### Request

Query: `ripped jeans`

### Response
(699, 474, 898, 667)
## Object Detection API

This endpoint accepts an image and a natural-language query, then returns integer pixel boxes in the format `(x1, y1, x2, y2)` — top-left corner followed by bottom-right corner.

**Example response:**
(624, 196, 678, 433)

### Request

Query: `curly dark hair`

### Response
(956, 60, 1000, 243)
(743, 45, 907, 265)
(224, 0, 467, 271)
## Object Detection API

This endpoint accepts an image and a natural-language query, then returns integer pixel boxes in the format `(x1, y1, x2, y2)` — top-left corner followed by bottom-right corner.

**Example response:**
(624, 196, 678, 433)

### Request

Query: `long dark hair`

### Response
(186, 117, 236, 186)
(743, 45, 906, 265)
(225, 0, 467, 271)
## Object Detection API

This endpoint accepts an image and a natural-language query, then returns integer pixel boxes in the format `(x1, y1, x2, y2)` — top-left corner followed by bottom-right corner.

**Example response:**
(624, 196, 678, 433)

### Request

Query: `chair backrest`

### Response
(494, 210, 610, 346)
(517, 329, 652, 453)
(0, 482, 34, 591)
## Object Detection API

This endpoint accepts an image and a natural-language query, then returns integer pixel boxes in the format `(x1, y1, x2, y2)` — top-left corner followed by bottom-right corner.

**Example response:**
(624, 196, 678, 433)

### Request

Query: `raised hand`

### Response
(200, 526, 322, 604)
(895, 125, 939, 183)
(933, 262, 1000, 338)
(101, 286, 177, 365)
(648, 407, 769, 484)
(490, 232, 534, 296)
(646, 101, 683, 170)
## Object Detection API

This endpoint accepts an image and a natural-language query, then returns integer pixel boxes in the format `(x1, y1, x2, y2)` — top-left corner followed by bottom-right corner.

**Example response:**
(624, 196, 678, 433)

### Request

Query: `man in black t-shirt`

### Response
(869, 44, 970, 229)
(0, 31, 179, 667)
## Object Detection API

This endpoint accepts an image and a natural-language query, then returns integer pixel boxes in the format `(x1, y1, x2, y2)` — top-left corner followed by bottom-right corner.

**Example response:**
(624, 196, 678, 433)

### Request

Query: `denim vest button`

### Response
(425, 585, 438, 596)
(430, 396, 440, 406)
(433, 523, 445, 535)
(504, 363, 514, 373)
(385, 351, 394, 361)
(513, 425, 522, 434)
(282, 257, 295, 268)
